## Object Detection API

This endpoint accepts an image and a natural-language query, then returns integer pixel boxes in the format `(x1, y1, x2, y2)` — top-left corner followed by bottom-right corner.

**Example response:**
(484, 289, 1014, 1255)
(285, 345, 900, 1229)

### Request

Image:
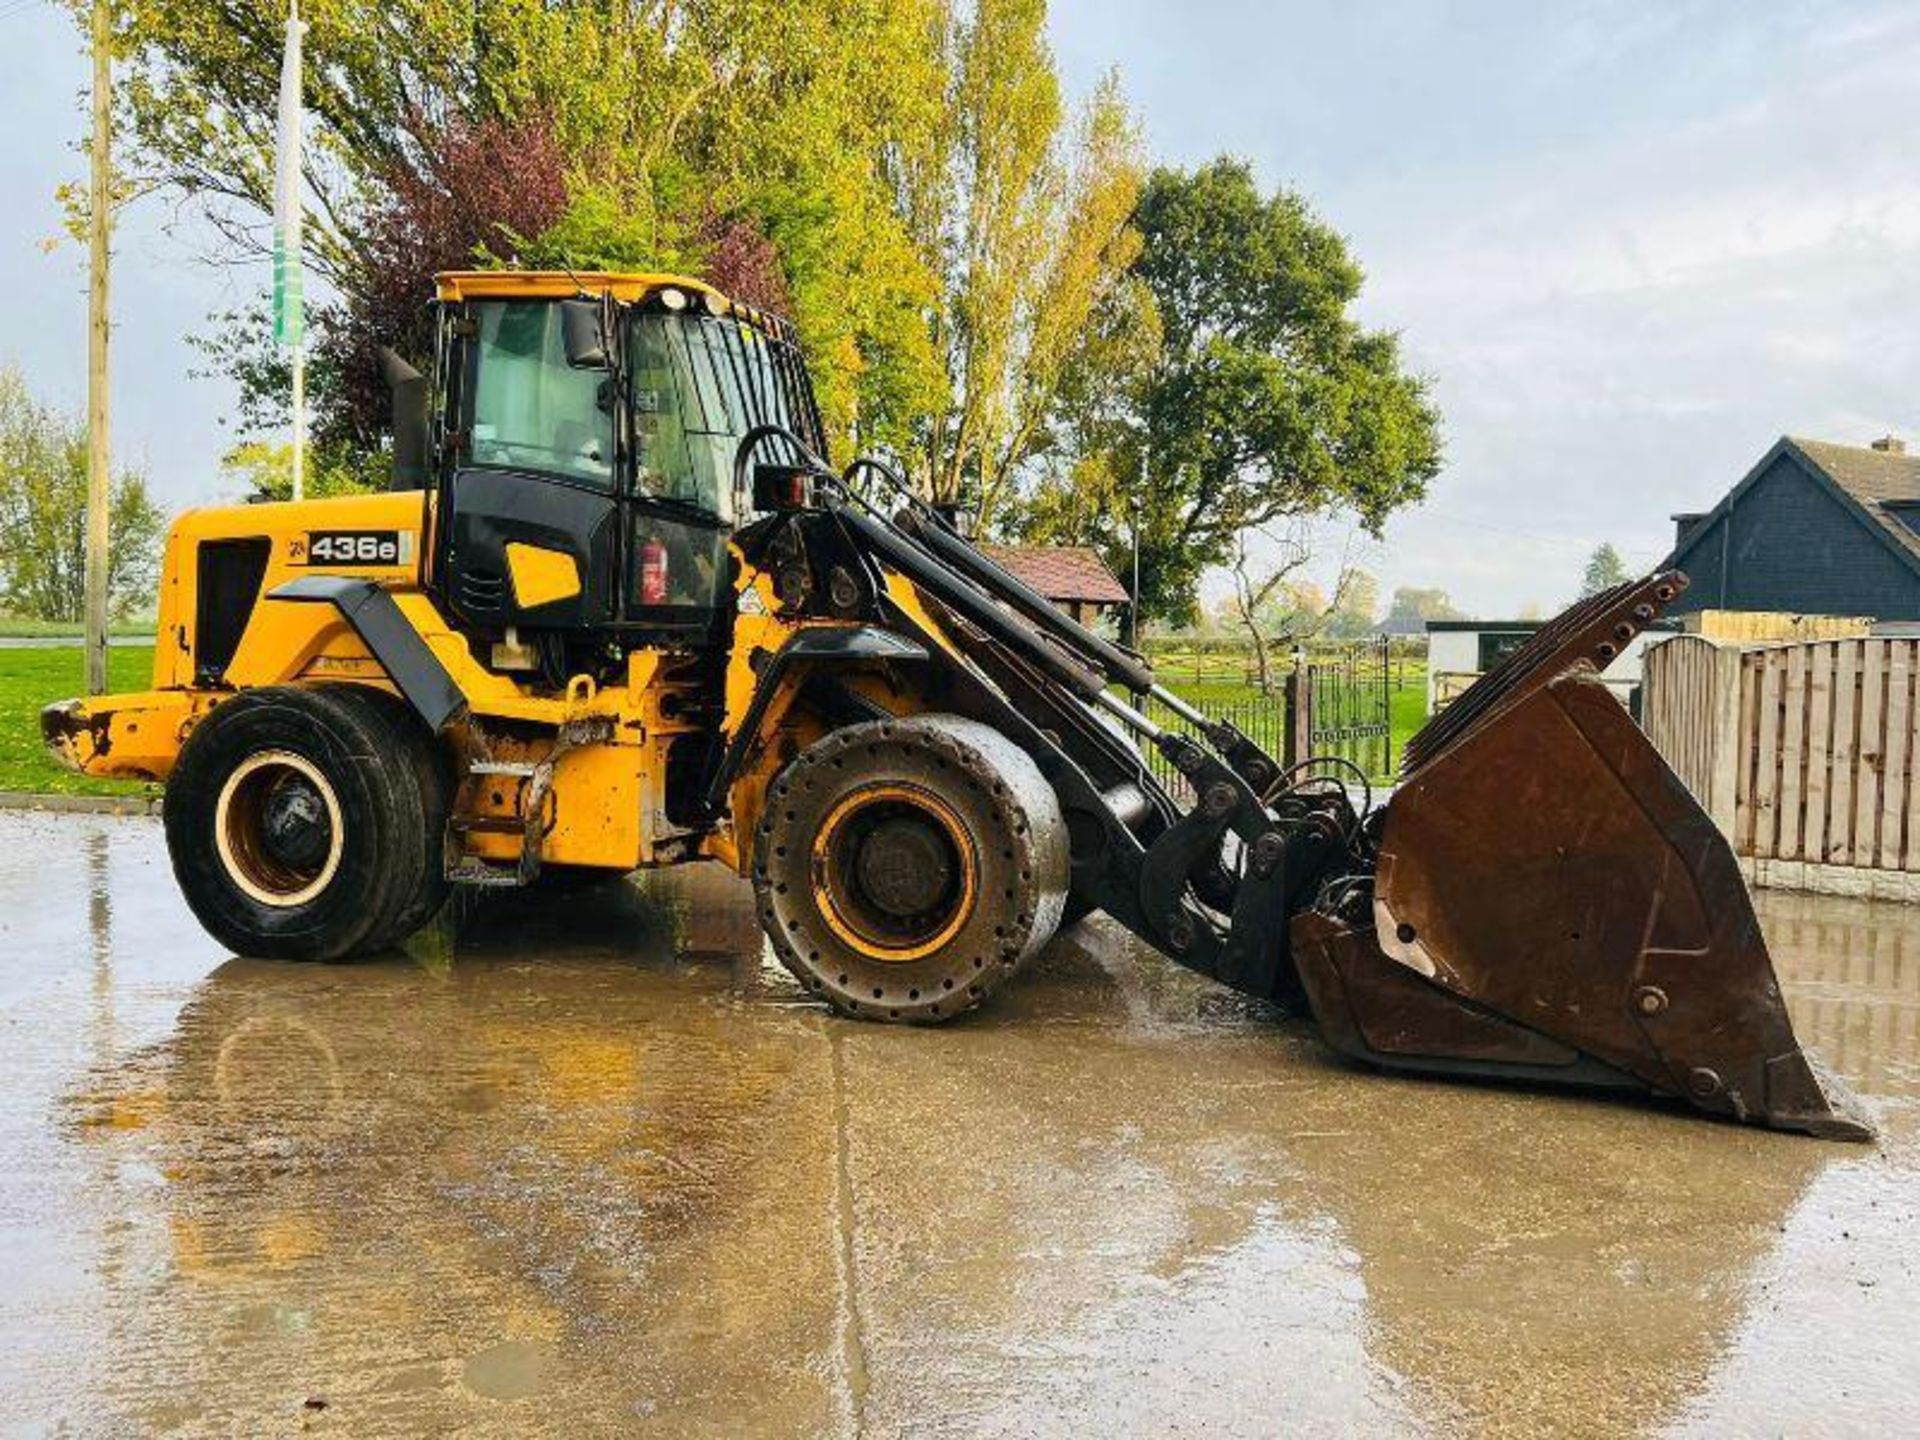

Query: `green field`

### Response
(1390, 670, 1429, 756)
(0, 618, 155, 639)
(1148, 655, 1430, 781)
(0, 646, 157, 796)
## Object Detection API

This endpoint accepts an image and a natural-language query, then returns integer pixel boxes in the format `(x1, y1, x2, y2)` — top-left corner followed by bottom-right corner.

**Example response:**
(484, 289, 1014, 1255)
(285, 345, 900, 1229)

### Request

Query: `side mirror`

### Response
(378, 347, 429, 492)
(561, 299, 609, 370)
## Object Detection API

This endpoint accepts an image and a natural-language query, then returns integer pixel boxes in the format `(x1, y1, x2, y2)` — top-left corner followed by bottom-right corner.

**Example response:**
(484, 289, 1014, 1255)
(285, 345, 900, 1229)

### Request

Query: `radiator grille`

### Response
(194, 538, 272, 685)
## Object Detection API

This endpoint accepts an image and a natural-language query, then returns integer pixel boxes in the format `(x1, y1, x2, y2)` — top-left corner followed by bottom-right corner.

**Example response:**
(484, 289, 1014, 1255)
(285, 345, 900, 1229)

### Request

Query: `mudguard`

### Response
(268, 576, 467, 731)
(702, 624, 928, 815)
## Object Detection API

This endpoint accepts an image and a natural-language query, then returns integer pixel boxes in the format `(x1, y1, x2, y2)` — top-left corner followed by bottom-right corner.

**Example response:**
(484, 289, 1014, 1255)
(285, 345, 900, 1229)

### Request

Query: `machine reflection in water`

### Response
(48, 861, 1919, 1436)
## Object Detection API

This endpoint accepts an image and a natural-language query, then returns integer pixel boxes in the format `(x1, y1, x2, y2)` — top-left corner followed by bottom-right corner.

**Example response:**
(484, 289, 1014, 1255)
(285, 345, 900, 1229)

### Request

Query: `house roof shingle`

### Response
(977, 544, 1130, 605)
(1789, 437, 1920, 562)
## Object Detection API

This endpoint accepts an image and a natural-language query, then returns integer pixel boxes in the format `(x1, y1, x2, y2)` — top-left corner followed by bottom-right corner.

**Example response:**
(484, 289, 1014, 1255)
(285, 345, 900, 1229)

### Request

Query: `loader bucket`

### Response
(1292, 573, 1872, 1141)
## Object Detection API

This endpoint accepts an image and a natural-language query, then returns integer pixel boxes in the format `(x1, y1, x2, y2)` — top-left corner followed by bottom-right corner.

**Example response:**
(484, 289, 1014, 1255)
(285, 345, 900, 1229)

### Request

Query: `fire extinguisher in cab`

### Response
(639, 538, 669, 604)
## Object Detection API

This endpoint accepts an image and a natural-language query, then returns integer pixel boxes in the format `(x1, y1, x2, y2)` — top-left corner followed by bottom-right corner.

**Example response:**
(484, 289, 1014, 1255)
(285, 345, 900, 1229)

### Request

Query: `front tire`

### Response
(753, 715, 1069, 1023)
(165, 686, 420, 961)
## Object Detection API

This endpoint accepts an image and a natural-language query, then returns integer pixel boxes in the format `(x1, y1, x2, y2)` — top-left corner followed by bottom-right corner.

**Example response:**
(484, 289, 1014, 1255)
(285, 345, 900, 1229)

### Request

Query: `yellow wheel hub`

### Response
(810, 783, 978, 962)
(213, 749, 345, 908)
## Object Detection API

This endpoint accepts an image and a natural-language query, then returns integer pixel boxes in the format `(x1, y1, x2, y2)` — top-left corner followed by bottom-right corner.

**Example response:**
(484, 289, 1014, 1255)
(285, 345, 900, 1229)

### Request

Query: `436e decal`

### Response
(296, 530, 414, 566)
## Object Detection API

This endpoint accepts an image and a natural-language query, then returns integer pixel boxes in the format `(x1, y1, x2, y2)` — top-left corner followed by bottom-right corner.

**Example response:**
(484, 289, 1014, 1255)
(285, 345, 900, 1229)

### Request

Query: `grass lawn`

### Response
(1154, 661, 1431, 781)
(0, 645, 158, 796)
(1389, 670, 1429, 754)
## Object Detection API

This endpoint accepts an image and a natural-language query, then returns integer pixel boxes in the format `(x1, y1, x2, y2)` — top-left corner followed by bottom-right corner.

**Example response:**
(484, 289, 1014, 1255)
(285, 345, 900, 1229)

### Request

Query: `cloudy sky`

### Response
(6, 0, 1919, 616)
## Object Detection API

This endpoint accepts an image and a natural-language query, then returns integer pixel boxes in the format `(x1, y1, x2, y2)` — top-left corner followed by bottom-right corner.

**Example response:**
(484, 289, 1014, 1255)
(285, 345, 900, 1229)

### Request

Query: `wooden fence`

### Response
(1643, 633, 1920, 893)
(1684, 609, 1871, 644)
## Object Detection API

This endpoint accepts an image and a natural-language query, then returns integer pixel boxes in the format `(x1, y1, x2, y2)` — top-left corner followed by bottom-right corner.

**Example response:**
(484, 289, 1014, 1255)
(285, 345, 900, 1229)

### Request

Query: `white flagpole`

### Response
(272, 0, 307, 500)
(291, 343, 305, 502)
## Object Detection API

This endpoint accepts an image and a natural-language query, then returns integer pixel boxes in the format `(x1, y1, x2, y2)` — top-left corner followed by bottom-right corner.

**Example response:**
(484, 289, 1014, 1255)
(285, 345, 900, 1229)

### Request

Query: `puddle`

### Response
(0, 814, 1914, 1434)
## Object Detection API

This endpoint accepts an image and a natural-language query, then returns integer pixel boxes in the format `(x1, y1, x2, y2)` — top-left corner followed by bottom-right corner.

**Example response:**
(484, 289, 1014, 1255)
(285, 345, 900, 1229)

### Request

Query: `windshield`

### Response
(467, 301, 614, 488)
(628, 312, 812, 524)
(461, 299, 819, 517)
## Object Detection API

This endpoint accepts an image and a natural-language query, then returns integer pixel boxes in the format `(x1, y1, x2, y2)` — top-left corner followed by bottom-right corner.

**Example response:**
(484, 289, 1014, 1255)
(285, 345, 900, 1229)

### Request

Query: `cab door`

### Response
(439, 299, 623, 631)
(621, 310, 746, 640)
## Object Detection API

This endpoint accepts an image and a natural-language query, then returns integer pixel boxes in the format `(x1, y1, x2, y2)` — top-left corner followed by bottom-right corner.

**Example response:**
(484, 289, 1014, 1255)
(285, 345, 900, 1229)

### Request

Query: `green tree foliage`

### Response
(1381, 586, 1465, 634)
(217, 440, 377, 502)
(1017, 159, 1441, 624)
(916, 0, 1144, 519)
(1323, 567, 1380, 639)
(0, 366, 164, 621)
(116, 0, 957, 452)
(1580, 541, 1628, 598)
(116, 1, 1154, 484)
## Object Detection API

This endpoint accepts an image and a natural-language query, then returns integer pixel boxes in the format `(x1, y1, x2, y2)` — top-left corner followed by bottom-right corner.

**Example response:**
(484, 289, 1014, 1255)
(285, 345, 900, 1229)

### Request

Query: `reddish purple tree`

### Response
(318, 113, 570, 450)
(696, 211, 793, 317)
(311, 115, 797, 456)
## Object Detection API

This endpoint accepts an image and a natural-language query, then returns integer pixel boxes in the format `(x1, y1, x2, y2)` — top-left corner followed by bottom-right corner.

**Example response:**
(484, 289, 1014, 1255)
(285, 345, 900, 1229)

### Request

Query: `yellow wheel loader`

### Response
(44, 270, 1870, 1139)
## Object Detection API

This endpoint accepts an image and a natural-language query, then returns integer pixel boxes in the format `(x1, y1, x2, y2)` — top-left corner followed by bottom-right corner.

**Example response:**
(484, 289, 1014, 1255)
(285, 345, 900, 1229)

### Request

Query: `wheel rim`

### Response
(214, 749, 345, 908)
(811, 784, 977, 961)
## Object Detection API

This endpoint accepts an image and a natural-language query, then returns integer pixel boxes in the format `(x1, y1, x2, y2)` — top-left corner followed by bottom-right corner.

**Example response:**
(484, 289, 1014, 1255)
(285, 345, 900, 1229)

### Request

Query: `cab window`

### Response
(628, 314, 708, 513)
(468, 301, 613, 488)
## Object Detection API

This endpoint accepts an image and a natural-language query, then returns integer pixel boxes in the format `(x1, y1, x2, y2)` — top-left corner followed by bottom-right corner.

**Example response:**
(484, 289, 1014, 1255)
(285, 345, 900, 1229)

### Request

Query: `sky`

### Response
(5, 0, 1919, 618)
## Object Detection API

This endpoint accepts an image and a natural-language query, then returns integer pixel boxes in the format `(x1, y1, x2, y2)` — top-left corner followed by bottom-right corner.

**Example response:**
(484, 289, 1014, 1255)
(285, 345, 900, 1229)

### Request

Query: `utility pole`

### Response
(83, 0, 113, 696)
(1129, 450, 1144, 649)
(273, 0, 307, 500)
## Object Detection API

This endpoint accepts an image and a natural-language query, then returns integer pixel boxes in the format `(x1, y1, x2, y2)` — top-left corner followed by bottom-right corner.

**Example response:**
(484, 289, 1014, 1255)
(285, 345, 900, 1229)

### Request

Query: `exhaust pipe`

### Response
(379, 347, 429, 492)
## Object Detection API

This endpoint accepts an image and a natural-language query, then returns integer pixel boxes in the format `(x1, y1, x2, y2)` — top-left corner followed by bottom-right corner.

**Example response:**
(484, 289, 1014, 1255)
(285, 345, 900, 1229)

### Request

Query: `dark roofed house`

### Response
(977, 544, 1130, 626)
(1663, 435, 1920, 621)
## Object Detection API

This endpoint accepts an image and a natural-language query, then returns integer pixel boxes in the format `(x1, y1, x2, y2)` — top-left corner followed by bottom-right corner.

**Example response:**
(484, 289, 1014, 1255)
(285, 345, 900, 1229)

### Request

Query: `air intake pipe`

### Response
(379, 347, 429, 492)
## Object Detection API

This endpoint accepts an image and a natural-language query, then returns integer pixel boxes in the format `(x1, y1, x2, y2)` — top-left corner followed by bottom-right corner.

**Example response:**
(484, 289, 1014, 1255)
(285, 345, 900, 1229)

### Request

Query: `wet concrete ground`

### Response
(0, 812, 1914, 1436)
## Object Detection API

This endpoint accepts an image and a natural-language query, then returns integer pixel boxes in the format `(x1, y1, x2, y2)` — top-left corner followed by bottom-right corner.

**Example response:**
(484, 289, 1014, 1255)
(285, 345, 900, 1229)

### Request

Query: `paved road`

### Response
(0, 811, 1914, 1435)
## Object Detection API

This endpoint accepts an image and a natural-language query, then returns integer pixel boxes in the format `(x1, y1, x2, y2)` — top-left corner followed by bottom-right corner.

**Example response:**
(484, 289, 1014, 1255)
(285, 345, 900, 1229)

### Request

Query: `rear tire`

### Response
(165, 686, 416, 961)
(753, 715, 1069, 1023)
(324, 686, 451, 951)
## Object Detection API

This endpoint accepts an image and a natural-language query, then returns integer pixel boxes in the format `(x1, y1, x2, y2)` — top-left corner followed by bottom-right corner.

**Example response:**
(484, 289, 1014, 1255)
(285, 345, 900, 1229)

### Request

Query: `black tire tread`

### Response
(320, 686, 451, 951)
(164, 686, 410, 962)
(752, 713, 1069, 1024)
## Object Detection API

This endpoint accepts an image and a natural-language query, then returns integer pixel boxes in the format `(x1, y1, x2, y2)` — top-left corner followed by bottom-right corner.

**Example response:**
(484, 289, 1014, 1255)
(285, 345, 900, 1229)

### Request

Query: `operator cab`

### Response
(421, 272, 823, 665)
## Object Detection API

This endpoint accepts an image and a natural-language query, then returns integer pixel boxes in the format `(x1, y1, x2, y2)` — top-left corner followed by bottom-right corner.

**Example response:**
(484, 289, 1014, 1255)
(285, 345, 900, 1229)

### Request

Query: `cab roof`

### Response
(434, 270, 790, 336)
